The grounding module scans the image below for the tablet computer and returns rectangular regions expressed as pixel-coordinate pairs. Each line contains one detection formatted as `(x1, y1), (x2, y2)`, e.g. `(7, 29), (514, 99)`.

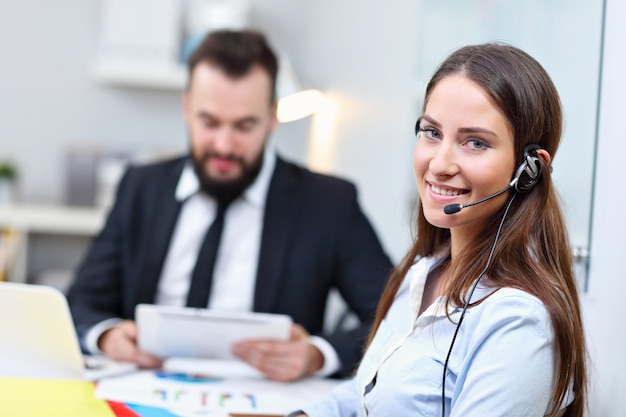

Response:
(136, 304), (292, 360)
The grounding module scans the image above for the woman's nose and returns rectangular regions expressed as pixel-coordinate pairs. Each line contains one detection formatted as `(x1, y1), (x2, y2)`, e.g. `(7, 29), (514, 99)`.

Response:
(429, 142), (459, 177)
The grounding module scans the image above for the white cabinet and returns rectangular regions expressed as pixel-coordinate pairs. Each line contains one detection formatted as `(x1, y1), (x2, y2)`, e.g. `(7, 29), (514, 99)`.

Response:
(0, 204), (106, 291)
(92, 0), (187, 90)
(91, 60), (187, 91)
(91, 0), (251, 91)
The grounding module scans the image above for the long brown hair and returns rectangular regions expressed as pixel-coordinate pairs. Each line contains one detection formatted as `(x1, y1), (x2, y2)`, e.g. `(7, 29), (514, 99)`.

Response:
(368, 43), (587, 417)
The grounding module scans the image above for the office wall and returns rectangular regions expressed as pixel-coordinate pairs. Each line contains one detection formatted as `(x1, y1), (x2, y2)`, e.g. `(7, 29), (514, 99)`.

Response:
(582, 0), (626, 414)
(0, 0), (417, 262)
(0, 1), (184, 200)
(261, 0), (421, 261)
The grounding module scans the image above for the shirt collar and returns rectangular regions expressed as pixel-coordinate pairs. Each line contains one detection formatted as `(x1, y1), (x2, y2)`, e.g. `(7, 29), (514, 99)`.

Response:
(175, 160), (200, 201)
(175, 145), (277, 208)
(410, 255), (498, 321)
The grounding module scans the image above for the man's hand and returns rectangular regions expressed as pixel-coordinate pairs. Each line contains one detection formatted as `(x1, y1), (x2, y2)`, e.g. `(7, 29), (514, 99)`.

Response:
(231, 324), (324, 382)
(98, 320), (163, 368)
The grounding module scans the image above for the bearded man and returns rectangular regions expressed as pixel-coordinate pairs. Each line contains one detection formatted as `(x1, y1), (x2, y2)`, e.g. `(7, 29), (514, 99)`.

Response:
(67, 29), (392, 381)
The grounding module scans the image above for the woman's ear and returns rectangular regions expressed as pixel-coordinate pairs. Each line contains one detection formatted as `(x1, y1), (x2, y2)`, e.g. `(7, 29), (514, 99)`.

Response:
(536, 149), (551, 166)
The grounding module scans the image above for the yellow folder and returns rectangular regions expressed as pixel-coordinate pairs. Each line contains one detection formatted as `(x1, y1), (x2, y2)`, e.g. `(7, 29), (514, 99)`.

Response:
(0, 377), (115, 417)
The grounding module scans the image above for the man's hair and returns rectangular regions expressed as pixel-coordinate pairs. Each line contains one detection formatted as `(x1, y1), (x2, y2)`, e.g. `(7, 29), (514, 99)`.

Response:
(186, 29), (278, 102)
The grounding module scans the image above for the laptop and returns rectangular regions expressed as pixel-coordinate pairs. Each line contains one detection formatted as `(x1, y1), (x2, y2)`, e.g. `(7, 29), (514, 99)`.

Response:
(0, 281), (136, 380)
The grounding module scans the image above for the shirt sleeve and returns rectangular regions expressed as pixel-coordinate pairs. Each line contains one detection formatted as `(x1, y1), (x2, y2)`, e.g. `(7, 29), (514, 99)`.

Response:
(309, 335), (341, 377)
(301, 377), (359, 417)
(84, 317), (124, 354)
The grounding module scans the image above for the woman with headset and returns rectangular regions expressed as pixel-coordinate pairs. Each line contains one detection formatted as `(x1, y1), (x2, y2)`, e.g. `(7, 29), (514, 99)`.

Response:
(290, 43), (587, 417)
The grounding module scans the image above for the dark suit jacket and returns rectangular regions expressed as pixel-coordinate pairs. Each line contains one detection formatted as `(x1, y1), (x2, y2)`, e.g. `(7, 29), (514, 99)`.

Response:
(67, 155), (392, 376)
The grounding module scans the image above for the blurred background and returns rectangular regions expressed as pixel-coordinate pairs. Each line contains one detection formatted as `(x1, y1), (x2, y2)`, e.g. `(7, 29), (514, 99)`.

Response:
(0, 1), (624, 415)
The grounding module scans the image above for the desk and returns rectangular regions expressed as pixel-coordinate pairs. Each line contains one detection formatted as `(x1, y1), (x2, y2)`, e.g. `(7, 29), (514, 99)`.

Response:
(0, 377), (286, 417)
(0, 369), (340, 417)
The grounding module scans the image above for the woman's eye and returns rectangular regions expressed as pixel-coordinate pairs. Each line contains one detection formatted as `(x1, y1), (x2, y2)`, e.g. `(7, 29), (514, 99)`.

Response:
(420, 127), (441, 140)
(467, 138), (489, 150)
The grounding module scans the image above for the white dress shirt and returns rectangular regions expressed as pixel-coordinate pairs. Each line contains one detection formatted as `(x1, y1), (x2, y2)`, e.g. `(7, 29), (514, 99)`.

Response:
(154, 146), (275, 310)
(85, 146), (340, 376)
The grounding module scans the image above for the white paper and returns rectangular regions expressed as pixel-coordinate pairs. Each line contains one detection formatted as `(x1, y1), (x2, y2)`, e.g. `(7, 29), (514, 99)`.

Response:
(94, 370), (341, 414)
(163, 358), (265, 379)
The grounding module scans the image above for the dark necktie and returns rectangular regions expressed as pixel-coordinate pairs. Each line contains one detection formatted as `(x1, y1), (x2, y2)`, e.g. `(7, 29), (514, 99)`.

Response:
(186, 199), (231, 308)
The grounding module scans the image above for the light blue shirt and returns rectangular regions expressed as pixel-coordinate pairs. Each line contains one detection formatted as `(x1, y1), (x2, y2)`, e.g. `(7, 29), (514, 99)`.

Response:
(301, 256), (572, 417)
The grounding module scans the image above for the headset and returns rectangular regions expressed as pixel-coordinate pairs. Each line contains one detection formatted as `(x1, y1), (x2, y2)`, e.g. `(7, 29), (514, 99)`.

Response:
(512, 144), (543, 193)
(440, 144), (545, 417)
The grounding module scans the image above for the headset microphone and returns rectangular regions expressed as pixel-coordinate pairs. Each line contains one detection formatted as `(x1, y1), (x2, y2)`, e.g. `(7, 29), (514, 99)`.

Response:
(443, 179), (517, 215)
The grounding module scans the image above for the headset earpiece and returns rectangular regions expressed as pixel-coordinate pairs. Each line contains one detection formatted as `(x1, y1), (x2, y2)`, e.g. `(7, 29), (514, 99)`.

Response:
(512, 144), (543, 193)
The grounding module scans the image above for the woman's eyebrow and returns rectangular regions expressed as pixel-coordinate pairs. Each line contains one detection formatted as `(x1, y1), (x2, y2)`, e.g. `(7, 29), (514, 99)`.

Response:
(419, 114), (441, 128)
(421, 114), (498, 137)
(458, 126), (498, 137)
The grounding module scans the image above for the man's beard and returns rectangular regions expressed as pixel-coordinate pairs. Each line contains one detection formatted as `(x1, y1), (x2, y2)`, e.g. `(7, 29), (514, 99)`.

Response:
(191, 149), (264, 203)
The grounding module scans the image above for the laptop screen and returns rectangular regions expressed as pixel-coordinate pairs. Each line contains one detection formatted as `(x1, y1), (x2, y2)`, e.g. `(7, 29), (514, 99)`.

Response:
(0, 282), (85, 379)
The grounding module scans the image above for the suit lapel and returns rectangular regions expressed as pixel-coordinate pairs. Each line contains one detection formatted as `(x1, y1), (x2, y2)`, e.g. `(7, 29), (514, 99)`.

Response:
(134, 159), (184, 305)
(253, 158), (299, 312)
